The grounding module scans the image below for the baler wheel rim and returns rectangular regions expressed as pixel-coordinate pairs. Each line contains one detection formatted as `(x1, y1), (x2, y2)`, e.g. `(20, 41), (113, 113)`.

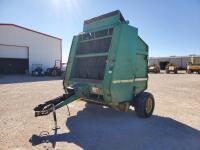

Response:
(145, 97), (153, 114)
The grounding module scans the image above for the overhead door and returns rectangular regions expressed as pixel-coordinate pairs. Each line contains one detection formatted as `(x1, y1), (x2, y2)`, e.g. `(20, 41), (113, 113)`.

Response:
(0, 45), (29, 74)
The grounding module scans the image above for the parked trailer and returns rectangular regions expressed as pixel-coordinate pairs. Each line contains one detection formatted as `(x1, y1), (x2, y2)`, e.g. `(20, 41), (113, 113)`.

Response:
(34, 11), (155, 126)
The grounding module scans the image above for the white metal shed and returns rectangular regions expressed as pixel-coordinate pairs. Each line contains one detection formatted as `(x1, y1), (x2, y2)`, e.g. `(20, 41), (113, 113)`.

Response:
(0, 24), (62, 74)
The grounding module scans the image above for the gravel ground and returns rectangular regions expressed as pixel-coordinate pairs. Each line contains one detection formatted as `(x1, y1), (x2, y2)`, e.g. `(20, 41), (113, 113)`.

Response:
(0, 74), (200, 150)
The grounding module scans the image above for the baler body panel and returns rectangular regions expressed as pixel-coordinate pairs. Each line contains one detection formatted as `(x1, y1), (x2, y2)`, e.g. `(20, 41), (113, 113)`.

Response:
(64, 10), (148, 105)
(109, 24), (138, 102)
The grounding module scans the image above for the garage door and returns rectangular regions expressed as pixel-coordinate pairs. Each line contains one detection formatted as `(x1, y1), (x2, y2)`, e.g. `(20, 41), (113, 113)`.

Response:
(0, 45), (29, 74)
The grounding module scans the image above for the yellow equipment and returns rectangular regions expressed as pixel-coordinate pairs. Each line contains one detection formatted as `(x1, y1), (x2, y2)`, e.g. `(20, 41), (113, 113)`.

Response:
(187, 57), (200, 74)
(165, 63), (178, 74)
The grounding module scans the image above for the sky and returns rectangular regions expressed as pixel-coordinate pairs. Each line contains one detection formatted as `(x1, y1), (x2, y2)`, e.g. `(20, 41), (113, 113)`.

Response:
(0, 0), (200, 62)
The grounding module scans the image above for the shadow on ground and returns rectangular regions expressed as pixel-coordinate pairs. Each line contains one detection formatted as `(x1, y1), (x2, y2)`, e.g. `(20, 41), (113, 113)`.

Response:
(0, 75), (62, 84)
(30, 104), (200, 150)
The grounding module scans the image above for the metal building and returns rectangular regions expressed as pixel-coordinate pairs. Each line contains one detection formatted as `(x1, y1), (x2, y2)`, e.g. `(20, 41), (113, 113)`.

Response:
(149, 55), (200, 70)
(0, 24), (62, 74)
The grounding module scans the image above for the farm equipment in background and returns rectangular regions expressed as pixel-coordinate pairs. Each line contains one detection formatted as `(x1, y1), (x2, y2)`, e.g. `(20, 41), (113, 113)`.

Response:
(187, 56), (200, 74)
(34, 10), (155, 128)
(61, 63), (67, 78)
(148, 64), (160, 73)
(45, 60), (62, 76)
(45, 67), (61, 76)
(32, 64), (44, 76)
(165, 63), (178, 74)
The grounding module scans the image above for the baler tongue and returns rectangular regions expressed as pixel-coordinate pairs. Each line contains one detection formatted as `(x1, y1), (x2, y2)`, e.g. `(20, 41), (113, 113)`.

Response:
(34, 87), (78, 117)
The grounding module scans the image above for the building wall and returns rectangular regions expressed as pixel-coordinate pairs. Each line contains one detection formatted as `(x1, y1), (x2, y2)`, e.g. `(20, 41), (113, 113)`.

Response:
(149, 56), (200, 69)
(0, 25), (62, 73)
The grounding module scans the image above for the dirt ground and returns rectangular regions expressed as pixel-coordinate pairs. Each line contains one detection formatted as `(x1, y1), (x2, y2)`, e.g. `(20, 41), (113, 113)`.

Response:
(0, 74), (200, 150)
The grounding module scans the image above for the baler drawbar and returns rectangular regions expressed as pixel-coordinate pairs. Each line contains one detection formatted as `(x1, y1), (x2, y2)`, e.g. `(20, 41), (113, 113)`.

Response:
(34, 87), (77, 117)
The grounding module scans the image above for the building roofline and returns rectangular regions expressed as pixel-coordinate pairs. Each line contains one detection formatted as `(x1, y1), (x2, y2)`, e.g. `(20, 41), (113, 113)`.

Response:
(0, 23), (62, 40)
(149, 55), (200, 59)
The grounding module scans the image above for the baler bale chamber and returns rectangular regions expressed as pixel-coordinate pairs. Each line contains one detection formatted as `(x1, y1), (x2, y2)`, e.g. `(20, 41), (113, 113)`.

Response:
(34, 10), (155, 119)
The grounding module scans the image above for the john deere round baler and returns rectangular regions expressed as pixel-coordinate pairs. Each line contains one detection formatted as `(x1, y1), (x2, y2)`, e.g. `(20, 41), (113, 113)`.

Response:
(34, 10), (155, 120)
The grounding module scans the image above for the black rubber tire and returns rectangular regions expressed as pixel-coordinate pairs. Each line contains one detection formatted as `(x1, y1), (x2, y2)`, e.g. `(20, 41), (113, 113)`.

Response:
(187, 69), (192, 74)
(134, 92), (155, 118)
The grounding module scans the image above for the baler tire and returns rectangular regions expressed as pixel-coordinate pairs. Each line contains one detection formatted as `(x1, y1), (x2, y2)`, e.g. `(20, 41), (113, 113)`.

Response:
(134, 92), (155, 118)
